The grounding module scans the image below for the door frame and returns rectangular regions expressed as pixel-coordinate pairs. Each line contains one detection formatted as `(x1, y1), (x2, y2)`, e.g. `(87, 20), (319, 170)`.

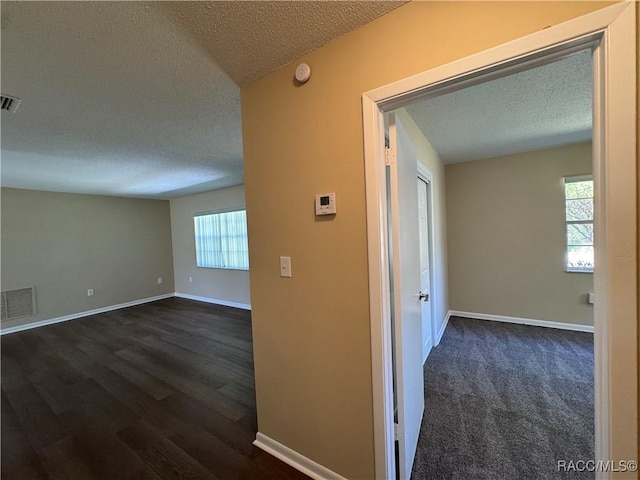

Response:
(362, 3), (636, 478)
(416, 163), (437, 360)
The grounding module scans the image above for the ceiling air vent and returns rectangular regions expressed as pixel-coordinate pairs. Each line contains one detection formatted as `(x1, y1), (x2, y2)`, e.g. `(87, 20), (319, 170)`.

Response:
(0, 94), (22, 113)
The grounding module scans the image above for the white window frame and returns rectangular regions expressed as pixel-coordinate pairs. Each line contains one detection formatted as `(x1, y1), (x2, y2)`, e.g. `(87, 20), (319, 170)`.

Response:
(564, 174), (594, 273)
(193, 208), (249, 270)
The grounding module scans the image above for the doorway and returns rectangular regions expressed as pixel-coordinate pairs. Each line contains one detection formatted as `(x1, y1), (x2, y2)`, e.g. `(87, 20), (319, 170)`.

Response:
(363, 3), (636, 478)
(386, 114), (438, 477)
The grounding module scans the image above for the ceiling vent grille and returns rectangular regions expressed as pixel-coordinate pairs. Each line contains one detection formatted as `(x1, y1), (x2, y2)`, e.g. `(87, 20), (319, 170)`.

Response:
(1, 287), (37, 321)
(0, 94), (22, 113)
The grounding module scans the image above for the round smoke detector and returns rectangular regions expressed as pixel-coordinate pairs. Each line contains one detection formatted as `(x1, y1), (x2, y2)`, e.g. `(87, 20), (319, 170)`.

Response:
(295, 63), (311, 83)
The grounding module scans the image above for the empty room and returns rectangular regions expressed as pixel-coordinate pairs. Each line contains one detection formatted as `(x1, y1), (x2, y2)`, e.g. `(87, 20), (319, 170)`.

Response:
(391, 50), (597, 479)
(2, 2), (637, 480)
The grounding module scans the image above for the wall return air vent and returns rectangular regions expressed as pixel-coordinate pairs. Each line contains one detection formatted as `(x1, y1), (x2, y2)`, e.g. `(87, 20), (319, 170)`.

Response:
(1, 287), (37, 321)
(0, 94), (22, 113)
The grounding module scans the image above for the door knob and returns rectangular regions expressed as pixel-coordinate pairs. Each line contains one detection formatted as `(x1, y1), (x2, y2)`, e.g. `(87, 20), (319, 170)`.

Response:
(418, 292), (429, 302)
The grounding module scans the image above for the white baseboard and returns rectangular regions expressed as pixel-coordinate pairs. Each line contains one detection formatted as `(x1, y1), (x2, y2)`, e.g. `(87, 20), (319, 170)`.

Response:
(0, 293), (174, 336)
(253, 433), (347, 480)
(174, 292), (251, 310)
(448, 310), (594, 333)
(435, 312), (451, 345)
(422, 336), (433, 364)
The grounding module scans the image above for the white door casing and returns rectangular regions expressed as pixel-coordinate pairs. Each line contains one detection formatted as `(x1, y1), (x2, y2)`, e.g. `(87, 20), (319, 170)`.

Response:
(417, 175), (433, 363)
(387, 114), (424, 480)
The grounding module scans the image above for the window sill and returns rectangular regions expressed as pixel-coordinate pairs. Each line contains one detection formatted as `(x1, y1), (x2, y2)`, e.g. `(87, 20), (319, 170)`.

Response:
(196, 266), (249, 271)
(565, 268), (594, 274)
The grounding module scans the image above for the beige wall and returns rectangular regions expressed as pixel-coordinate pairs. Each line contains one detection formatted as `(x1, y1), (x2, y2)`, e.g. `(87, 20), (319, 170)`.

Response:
(397, 109), (449, 340)
(241, 2), (613, 477)
(1, 188), (174, 329)
(170, 185), (250, 307)
(446, 142), (593, 326)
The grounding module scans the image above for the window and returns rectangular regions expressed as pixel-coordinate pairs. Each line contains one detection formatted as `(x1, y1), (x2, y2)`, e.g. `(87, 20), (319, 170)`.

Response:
(564, 175), (594, 272)
(194, 210), (249, 270)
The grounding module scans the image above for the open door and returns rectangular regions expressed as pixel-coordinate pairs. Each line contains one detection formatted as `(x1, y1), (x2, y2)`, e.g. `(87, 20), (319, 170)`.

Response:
(387, 114), (424, 479)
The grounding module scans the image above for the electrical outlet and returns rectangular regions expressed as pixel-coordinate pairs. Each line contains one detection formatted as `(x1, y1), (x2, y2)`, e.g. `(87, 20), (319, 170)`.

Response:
(189, 276), (193, 283)
(157, 277), (163, 285)
(87, 289), (94, 297)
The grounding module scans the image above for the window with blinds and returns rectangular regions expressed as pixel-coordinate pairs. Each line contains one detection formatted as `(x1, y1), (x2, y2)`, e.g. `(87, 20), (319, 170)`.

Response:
(194, 210), (249, 270)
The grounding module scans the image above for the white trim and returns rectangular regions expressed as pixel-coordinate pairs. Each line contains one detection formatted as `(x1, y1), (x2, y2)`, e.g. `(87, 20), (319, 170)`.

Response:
(417, 163), (438, 358)
(0, 293), (174, 335)
(364, 85), (396, 480)
(363, 3), (636, 478)
(174, 292), (251, 310)
(435, 312), (451, 346)
(448, 310), (594, 333)
(416, 163), (432, 183)
(253, 433), (347, 480)
(0, 292), (252, 335)
(565, 174), (593, 184)
(565, 268), (594, 274)
(422, 337), (433, 365)
(363, 3), (629, 110)
(592, 0), (637, 467)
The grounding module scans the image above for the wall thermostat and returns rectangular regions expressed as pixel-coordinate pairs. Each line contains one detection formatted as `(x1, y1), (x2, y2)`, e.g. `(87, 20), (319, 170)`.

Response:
(315, 193), (336, 215)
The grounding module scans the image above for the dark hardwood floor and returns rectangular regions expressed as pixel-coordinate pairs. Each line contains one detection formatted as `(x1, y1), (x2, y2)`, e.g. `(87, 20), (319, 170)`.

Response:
(1, 297), (309, 480)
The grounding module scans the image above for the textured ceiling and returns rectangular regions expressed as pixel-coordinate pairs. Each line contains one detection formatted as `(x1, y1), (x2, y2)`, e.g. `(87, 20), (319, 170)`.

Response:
(161, 1), (406, 86)
(405, 50), (593, 164)
(0, 1), (404, 199)
(2, 2), (591, 199)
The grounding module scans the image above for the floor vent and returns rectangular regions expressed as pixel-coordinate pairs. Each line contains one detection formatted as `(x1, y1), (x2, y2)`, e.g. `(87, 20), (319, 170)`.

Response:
(0, 94), (22, 113)
(1, 287), (37, 321)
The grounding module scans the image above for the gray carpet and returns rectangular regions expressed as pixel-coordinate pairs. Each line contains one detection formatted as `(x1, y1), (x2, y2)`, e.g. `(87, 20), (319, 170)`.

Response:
(410, 316), (594, 480)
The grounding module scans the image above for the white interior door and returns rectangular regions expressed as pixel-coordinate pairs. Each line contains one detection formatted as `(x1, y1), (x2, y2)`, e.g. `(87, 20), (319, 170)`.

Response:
(417, 177), (433, 363)
(388, 114), (424, 480)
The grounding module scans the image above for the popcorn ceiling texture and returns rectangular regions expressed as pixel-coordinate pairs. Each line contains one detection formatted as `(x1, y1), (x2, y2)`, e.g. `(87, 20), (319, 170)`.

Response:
(1, 2), (244, 198)
(405, 50), (593, 164)
(161, 1), (406, 86)
(0, 1), (404, 198)
(1, 1), (591, 198)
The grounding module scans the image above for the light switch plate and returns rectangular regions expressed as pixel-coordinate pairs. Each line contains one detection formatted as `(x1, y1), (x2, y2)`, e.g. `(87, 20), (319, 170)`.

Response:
(280, 256), (292, 277)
